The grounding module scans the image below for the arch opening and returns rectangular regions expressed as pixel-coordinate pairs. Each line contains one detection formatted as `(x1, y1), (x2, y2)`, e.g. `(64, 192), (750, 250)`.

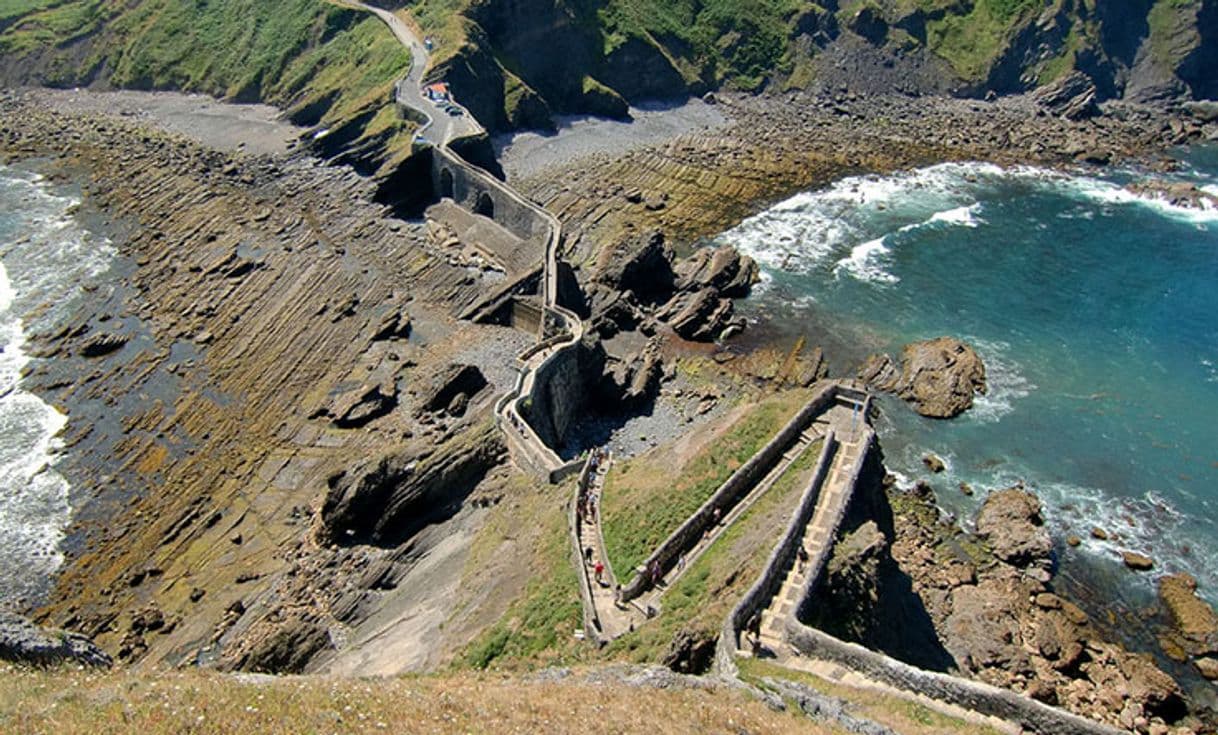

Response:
(439, 168), (455, 199)
(474, 190), (495, 219)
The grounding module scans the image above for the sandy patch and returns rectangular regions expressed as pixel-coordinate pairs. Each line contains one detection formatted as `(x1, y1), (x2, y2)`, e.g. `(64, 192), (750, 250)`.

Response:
(494, 98), (729, 181)
(28, 88), (303, 155)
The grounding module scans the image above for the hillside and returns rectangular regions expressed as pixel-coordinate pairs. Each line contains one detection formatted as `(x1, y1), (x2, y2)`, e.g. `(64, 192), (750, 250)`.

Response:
(2, 0), (1213, 142)
(410, 0), (1216, 132)
(0, 0), (416, 169)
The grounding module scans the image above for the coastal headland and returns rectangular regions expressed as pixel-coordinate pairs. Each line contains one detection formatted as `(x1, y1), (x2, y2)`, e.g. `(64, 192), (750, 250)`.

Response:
(2, 13), (1218, 731)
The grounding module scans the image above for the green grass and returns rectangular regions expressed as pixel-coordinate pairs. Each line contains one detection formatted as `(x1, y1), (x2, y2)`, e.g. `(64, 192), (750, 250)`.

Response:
(601, 389), (810, 577)
(1, 0), (414, 159)
(607, 439), (821, 662)
(739, 658), (1006, 735)
(922, 0), (1041, 81)
(457, 476), (588, 671)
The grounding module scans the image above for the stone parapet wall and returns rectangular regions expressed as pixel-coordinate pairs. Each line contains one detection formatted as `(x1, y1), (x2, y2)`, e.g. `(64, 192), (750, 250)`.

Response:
(784, 624), (1121, 735)
(621, 382), (840, 601)
(713, 432), (839, 676)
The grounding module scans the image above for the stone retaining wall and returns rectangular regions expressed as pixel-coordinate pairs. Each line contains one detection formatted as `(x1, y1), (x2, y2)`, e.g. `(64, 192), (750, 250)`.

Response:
(784, 624), (1121, 735)
(713, 432), (839, 677)
(621, 382), (840, 601)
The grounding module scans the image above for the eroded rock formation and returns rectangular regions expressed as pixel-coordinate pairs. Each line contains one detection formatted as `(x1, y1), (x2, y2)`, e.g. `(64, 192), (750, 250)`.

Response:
(859, 337), (987, 418)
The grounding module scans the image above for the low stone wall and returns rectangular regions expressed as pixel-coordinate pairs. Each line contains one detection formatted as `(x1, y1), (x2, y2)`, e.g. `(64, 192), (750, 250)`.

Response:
(713, 432), (838, 677)
(794, 424), (875, 622)
(784, 624), (1120, 735)
(621, 382), (840, 601)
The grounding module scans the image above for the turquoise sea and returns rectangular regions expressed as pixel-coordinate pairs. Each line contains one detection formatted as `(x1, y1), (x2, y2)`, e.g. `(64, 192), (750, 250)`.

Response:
(718, 148), (1218, 604)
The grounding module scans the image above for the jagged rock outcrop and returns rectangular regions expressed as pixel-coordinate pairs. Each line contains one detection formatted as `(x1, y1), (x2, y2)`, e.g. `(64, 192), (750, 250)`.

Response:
(974, 486), (1052, 567)
(314, 374), (400, 429)
(672, 244), (759, 299)
(1158, 573), (1218, 673)
(655, 287), (740, 342)
(317, 424), (505, 545)
(590, 228), (675, 303)
(868, 482), (1194, 731)
(1033, 71), (1100, 120)
(416, 363), (488, 416)
(0, 613), (112, 668)
(1127, 179), (1218, 210)
(858, 337), (987, 418)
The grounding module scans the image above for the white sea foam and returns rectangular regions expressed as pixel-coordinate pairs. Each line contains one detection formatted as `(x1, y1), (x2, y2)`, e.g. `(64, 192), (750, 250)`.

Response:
(0, 167), (114, 607)
(928, 204), (983, 228)
(833, 236), (899, 284)
(965, 339), (1034, 424)
(1060, 175), (1218, 224)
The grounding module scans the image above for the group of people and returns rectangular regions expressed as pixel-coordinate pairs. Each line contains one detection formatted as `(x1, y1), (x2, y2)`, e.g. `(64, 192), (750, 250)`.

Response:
(578, 448), (610, 587)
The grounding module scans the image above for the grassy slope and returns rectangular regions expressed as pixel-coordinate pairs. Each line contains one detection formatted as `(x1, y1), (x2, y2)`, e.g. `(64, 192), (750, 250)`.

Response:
(458, 388), (817, 671)
(0, 0), (414, 161)
(0, 663), (831, 734)
(740, 658), (1007, 735)
(601, 389), (810, 576)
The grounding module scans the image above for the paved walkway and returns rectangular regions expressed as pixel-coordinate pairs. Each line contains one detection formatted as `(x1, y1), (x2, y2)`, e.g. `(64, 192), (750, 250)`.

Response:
(575, 457), (645, 639)
(345, 1), (480, 146)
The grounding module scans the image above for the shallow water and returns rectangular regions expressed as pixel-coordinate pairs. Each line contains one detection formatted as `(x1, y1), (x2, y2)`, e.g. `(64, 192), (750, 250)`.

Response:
(0, 165), (114, 609)
(717, 148), (1218, 604)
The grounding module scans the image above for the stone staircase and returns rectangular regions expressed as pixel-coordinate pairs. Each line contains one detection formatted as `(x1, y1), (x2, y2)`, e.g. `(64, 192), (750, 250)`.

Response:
(746, 395), (868, 658)
(633, 423), (828, 614)
(574, 457), (644, 640)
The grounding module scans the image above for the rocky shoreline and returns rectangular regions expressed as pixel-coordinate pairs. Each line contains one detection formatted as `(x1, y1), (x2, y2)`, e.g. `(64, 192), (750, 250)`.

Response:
(2, 79), (1216, 731)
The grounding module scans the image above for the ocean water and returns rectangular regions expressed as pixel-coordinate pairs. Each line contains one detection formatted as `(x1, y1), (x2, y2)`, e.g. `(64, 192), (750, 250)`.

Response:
(0, 166), (114, 610)
(718, 148), (1218, 604)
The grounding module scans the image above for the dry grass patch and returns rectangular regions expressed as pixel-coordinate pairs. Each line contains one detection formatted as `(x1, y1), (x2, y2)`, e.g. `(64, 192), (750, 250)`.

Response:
(0, 664), (833, 734)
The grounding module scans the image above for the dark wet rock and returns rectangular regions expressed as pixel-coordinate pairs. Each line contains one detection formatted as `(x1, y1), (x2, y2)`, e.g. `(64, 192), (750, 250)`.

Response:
(922, 453), (945, 473)
(1033, 71), (1099, 121)
(0, 612), (112, 668)
(79, 331), (129, 358)
(859, 336), (986, 418)
(1122, 551), (1155, 571)
(417, 363), (487, 415)
(975, 486), (1051, 567)
(317, 424), (504, 545)
(1127, 179), (1218, 210)
(1090, 526), (1109, 540)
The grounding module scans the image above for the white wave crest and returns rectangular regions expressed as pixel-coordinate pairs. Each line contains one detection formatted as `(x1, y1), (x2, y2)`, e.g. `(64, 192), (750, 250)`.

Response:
(833, 236), (899, 284)
(966, 339), (1035, 423)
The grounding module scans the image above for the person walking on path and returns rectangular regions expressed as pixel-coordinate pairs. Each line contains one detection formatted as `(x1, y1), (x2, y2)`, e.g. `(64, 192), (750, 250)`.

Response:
(594, 561), (605, 586)
(584, 546), (594, 566)
(747, 611), (763, 655)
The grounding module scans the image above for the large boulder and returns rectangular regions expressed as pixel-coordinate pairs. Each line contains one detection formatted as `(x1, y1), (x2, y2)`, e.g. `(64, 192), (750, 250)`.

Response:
(975, 487), (1052, 567)
(859, 337), (987, 418)
(672, 245), (759, 299)
(591, 229), (675, 304)
(1033, 71), (1099, 121)
(0, 613), (111, 668)
(1158, 573), (1218, 657)
(655, 287), (741, 342)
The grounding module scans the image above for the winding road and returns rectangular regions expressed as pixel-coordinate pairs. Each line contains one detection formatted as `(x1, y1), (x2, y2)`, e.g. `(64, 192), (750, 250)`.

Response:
(349, 2), (480, 146)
